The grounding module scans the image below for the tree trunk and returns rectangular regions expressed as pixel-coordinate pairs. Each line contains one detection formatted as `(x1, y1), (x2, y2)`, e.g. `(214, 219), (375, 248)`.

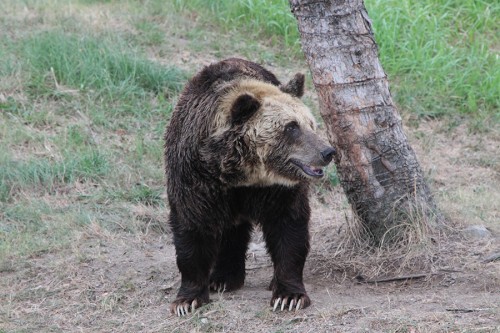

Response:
(289, 0), (438, 243)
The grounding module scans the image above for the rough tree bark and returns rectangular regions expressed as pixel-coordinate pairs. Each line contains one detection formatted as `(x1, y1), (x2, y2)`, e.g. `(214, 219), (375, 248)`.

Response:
(289, 0), (438, 243)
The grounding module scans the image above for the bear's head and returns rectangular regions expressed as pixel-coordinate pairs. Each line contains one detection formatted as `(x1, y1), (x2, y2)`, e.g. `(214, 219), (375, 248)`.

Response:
(205, 74), (335, 187)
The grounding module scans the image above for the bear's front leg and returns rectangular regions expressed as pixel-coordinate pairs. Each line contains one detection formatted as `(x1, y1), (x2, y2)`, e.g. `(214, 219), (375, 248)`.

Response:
(262, 206), (311, 312)
(170, 226), (218, 316)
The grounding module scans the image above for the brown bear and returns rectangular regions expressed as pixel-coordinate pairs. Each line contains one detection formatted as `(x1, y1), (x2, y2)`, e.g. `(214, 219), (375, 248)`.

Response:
(164, 58), (335, 316)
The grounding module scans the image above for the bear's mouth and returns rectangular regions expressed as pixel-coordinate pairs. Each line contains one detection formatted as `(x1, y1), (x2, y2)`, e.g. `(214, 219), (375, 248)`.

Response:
(290, 159), (324, 178)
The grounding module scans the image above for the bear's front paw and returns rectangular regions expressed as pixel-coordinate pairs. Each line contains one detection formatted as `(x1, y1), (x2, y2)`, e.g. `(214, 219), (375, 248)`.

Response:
(271, 293), (311, 312)
(170, 297), (204, 317)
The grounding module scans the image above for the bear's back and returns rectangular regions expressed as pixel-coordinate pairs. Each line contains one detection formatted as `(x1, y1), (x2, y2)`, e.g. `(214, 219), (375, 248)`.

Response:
(187, 58), (281, 95)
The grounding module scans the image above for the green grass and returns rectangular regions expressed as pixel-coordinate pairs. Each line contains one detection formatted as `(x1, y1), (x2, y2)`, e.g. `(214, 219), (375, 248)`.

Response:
(175, 0), (499, 120)
(368, 0), (499, 119)
(0, 2), (186, 259)
(174, 0), (299, 50)
(0, 200), (73, 258)
(20, 31), (185, 97)
(100, 184), (164, 206)
(0, 149), (109, 201)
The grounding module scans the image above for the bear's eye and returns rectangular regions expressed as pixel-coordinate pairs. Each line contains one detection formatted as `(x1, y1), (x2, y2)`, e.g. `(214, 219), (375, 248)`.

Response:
(285, 121), (300, 136)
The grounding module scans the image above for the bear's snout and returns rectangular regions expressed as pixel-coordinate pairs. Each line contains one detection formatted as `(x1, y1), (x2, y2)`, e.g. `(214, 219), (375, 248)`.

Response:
(320, 147), (336, 164)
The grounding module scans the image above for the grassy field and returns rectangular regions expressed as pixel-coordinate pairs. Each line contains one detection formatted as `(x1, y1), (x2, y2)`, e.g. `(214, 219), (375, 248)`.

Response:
(0, 0), (499, 332)
(180, 0), (499, 121)
(1, 14), (186, 258)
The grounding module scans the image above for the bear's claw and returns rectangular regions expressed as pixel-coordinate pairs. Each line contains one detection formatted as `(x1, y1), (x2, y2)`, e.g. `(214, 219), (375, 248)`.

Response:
(271, 294), (309, 312)
(170, 299), (199, 317)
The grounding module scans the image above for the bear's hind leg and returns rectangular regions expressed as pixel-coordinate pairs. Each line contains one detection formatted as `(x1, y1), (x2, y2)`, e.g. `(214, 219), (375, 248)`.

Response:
(171, 226), (218, 316)
(210, 221), (253, 292)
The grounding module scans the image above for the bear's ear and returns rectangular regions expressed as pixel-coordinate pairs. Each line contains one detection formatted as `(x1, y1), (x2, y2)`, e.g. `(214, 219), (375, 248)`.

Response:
(280, 73), (305, 98)
(231, 93), (261, 125)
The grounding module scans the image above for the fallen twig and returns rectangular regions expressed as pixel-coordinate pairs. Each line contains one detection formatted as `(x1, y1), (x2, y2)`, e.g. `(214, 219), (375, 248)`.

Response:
(359, 273), (428, 284)
(482, 252), (500, 263)
(445, 308), (489, 313)
(356, 269), (461, 284)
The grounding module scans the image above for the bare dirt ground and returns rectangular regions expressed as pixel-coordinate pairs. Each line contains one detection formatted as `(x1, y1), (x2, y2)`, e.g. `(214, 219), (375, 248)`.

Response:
(1, 3), (499, 333)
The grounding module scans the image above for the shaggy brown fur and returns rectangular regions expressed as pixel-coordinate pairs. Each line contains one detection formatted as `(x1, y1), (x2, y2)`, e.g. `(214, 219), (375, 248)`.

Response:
(164, 58), (335, 316)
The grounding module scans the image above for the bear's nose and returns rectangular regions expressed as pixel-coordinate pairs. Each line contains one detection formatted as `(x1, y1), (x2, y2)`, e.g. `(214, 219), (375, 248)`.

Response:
(321, 147), (336, 163)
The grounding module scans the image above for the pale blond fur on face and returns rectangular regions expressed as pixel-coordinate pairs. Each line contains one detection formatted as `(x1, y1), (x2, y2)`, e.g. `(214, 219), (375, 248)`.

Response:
(216, 79), (315, 130)
(214, 79), (317, 186)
